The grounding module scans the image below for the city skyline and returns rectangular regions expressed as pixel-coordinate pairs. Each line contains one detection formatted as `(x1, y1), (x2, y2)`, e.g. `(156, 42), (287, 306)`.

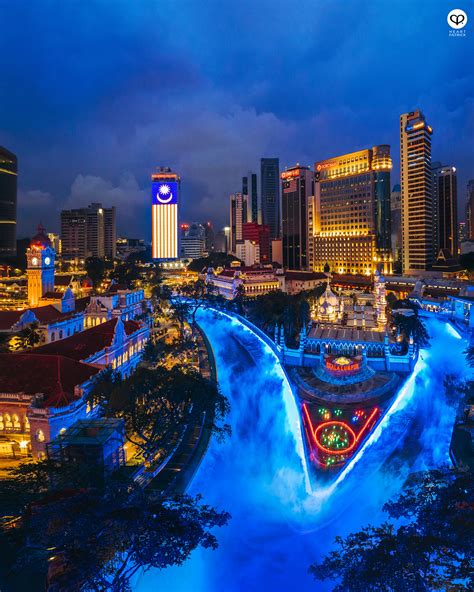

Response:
(1, 1), (472, 238)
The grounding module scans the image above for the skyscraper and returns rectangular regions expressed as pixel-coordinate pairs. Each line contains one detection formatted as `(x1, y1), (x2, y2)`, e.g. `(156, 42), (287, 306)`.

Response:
(0, 146), (18, 258)
(229, 192), (248, 254)
(390, 184), (402, 267)
(242, 172), (258, 224)
(151, 168), (180, 260)
(281, 165), (313, 270)
(400, 110), (433, 274)
(432, 164), (458, 258)
(260, 158), (280, 240)
(313, 146), (392, 276)
(466, 180), (474, 240)
(61, 203), (116, 261)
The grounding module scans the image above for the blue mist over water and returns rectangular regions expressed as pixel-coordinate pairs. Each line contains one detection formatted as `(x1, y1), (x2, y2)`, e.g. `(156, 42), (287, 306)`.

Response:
(135, 312), (470, 592)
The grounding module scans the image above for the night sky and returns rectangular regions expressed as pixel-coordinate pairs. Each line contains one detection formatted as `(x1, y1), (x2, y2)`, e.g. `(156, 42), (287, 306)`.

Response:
(1, 0), (473, 239)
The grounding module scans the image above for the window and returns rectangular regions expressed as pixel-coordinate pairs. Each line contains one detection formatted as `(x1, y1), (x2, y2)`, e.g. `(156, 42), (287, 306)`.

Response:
(36, 429), (45, 442)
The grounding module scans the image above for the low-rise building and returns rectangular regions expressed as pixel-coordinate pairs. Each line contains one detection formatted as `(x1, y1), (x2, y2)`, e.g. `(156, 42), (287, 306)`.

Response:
(279, 271), (326, 295)
(205, 267), (280, 299)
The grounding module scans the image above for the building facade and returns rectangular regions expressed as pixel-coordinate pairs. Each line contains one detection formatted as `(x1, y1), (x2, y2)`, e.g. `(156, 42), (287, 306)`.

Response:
(180, 223), (206, 259)
(400, 110), (434, 274)
(242, 222), (270, 264)
(466, 180), (474, 241)
(432, 164), (458, 258)
(281, 165), (313, 270)
(61, 203), (116, 261)
(312, 146), (392, 275)
(151, 167), (180, 260)
(261, 158), (280, 241)
(390, 184), (402, 267)
(242, 172), (259, 224)
(229, 192), (248, 255)
(0, 146), (18, 258)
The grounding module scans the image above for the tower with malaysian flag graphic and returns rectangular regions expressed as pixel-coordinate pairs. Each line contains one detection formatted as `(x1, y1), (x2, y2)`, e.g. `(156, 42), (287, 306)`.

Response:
(151, 167), (180, 260)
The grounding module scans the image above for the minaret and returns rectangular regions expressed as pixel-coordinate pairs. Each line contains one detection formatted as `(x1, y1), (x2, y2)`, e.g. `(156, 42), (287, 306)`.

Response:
(374, 269), (387, 330)
(26, 224), (56, 307)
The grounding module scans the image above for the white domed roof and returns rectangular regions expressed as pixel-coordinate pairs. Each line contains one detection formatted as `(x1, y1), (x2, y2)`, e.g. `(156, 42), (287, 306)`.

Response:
(319, 282), (339, 307)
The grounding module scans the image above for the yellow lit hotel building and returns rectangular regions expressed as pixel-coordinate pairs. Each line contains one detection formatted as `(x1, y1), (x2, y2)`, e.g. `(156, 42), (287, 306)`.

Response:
(151, 168), (180, 260)
(312, 146), (393, 276)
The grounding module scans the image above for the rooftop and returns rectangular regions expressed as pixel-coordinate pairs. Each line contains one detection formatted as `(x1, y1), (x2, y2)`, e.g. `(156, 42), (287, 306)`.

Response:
(308, 325), (386, 343)
(30, 318), (142, 361)
(0, 353), (100, 408)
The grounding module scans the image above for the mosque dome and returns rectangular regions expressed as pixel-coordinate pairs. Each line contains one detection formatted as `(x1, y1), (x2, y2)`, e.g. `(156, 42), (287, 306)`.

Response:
(319, 282), (339, 307)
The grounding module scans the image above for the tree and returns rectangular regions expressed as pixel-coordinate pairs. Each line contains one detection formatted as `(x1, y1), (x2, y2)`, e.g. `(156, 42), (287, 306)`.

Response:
(1, 462), (229, 592)
(310, 468), (474, 592)
(186, 253), (242, 273)
(89, 365), (230, 463)
(388, 299), (430, 347)
(85, 257), (107, 290)
(11, 322), (42, 350)
(171, 279), (221, 331)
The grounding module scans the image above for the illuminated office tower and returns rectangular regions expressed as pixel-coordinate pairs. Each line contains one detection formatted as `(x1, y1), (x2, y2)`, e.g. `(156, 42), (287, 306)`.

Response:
(261, 158), (280, 240)
(242, 172), (258, 223)
(229, 192), (249, 255)
(0, 146), (17, 258)
(465, 180), (474, 240)
(281, 165), (313, 270)
(400, 111), (433, 274)
(313, 146), (392, 276)
(151, 167), (180, 260)
(390, 184), (402, 266)
(432, 163), (458, 258)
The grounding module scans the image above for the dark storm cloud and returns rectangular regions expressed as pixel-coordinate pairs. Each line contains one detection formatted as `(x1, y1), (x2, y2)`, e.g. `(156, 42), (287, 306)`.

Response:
(0, 0), (473, 238)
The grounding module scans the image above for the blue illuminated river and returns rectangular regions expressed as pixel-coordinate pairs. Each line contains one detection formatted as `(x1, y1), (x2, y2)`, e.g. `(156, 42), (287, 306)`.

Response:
(136, 311), (469, 592)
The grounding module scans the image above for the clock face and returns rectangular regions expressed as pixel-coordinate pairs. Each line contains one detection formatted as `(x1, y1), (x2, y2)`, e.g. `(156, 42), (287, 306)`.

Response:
(44, 257), (51, 265)
(31, 257), (38, 266)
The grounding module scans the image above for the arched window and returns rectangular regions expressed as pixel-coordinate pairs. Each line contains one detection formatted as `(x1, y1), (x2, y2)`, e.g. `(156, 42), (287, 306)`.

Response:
(12, 414), (21, 430)
(67, 328), (70, 337)
(24, 416), (29, 430)
(59, 330), (63, 339)
(51, 332), (56, 342)
(36, 429), (45, 442)
(4, 413), (12, 430)
(0, 414), (4, 431)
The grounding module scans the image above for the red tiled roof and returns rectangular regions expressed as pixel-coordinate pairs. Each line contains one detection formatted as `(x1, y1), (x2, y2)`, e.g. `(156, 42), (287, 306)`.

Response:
(285, 271), (327, 281)
(31, 305), (77, 324)
(30, 318), (143, 362)
(0, 353), (100, 408)
(42, 291), (64, 299)
(74, 296), (91, 312)
(54, 275), (74, 286)
(0, 310), (24, 331)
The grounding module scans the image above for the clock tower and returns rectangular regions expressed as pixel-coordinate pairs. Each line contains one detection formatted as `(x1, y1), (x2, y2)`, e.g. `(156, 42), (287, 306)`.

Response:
(27, 224), (56, 307)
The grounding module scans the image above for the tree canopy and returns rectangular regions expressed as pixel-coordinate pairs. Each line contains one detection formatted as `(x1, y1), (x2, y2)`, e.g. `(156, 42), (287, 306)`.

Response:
(1, 461), (229, 592)
(310, 468), (474, 592)
(89, 365), (230, 463)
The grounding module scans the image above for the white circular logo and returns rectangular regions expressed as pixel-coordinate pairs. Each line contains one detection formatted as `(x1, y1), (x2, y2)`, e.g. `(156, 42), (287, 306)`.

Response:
(156, 183), (173, 204)
(447, 9), (467, 28)
(44, 257), (51, 265)
(31, 257), (38, 266)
